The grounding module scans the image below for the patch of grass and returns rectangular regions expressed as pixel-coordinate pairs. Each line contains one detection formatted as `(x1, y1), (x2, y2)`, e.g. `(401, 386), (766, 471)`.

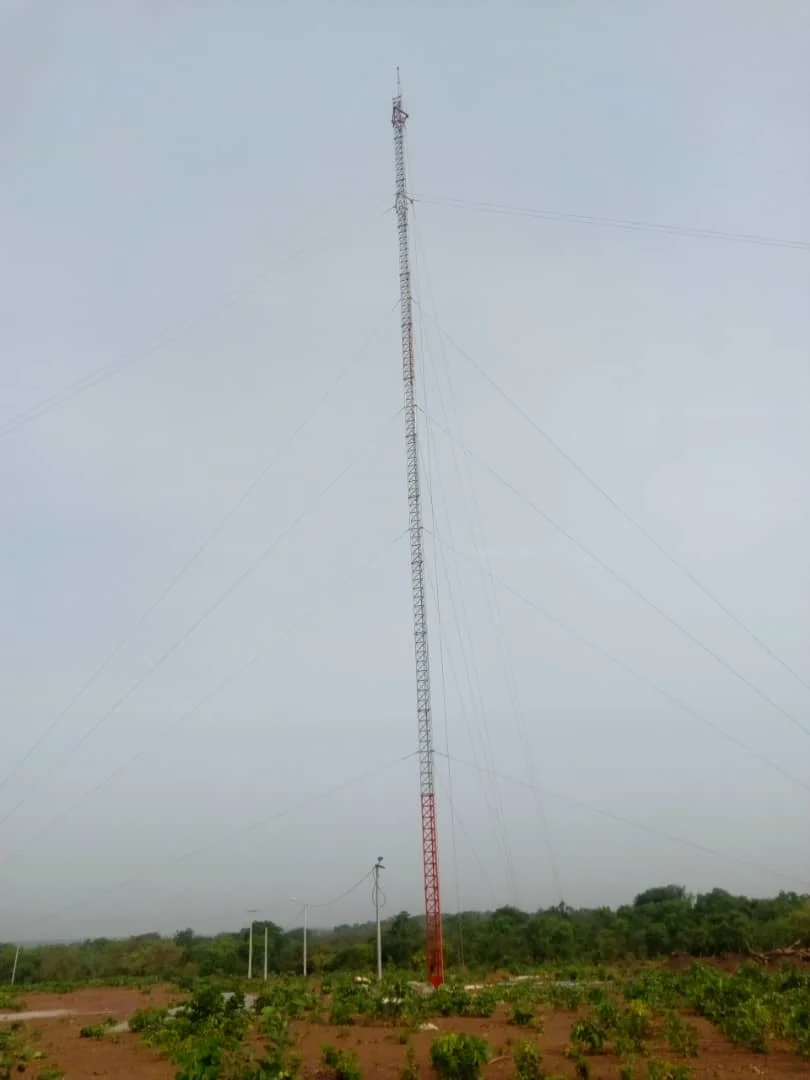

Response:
(36, 1068), (65, 1080)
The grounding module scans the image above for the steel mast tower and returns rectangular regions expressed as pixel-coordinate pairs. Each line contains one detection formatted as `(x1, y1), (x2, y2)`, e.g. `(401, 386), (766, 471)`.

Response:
(392, 84), (445, 988)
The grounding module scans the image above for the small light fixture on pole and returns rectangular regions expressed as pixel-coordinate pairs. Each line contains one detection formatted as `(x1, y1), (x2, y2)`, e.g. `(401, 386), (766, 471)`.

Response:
(373, 857), (385, 982)
(290, 897), (309, 977)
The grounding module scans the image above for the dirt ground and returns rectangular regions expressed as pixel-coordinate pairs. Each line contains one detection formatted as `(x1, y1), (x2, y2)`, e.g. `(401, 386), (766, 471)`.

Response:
(10, 987), (810, 1079)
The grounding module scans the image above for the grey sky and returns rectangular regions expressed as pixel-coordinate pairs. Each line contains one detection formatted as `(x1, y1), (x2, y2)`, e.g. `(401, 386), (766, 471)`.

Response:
(1, 1), (808, 941)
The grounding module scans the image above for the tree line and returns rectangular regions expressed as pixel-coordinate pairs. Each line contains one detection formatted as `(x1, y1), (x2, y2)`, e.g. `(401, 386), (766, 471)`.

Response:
(2, 885), (808, 985)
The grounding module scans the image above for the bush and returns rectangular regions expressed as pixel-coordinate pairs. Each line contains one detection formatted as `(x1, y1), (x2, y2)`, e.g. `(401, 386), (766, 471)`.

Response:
(400, 1043), (419, 1080)
(329, 1000), (356, 1026)
(664, 1014), (699, 1058)
(510, 1001), (535, 1027)
(570, 1018), (607, 1055)
(78, 1024), (108, 1039)
(430, 1032), (489, 1080)
(513, 1040), (545, 1080)
(647, 1061), (693, 1080)
(0, 992), (22, 1013)
(322, 1044), (362, 1080)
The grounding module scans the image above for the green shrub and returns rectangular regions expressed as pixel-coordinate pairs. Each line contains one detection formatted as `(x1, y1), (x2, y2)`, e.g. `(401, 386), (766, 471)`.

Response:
(321, 1044), (362, 1080)
(400, 1043), (419, 1080)
(570, 1018), (606, 1055)
(572, 1055), (590, 1080)
(329, 999), (355, 1026)
(513, 1040), (545, 1080)
(663, 1014), (698, 1058)
(647, 1061), (693, 1080)
(509, 1002), (535, 1027)
(129, 1006), (167, 1034)
(0, 992), (22, 1013)
(430, 1032), (489, 1080)
(78, 1024), (107, 1039)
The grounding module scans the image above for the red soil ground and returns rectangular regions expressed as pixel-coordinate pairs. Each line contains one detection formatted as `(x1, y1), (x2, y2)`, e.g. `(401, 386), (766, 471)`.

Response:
(9, 986), (809, 1079)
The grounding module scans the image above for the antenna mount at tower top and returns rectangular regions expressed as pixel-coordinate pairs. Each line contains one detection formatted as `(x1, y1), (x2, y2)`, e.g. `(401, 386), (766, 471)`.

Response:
(393, 70), (408, 126)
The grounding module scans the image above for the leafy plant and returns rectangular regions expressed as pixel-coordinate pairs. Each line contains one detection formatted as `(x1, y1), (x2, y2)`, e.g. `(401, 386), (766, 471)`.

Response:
(329, 999), (356, 1026)
(570, 1018), (606, 1055)
(400, 1042), (419, 1080)
(513, 1040), (545, 1080)
(79, 1024), (108, 1039)
(572, 1054), (590, 1080)
(432, 983), (474, 1018)
(663, 1013), (698, 1058)
(509, 1001), (535, 1027)
(646, 1061), (693, 1080)
(322, 1044), (362, 1080)
(430, 1032), (489, 1080)
(466, 988), (498, 1019)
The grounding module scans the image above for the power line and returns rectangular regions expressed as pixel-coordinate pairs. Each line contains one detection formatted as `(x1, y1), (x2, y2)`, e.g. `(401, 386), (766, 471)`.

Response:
(412, 237), (519, 904)
(417, 436), (519, 898)
(428, 529), (810, 797)
(308, 869), (376, 910)
(437, 751), (810, 891)
(425, 413), (810, 741)
(415, 304), (810, 698)
(0, 409), (402, 836)
(12, 753), (417, 932)
(0, 307), (397, 798)
(0, 531), (408, 867)
(411, 225), (563, 905)
(0, 205), (391, 441)
(413, 195), (810, 253)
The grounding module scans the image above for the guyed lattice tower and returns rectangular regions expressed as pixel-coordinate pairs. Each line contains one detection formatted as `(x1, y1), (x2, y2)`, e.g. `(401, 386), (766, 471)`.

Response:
(392, 86), (445, 988)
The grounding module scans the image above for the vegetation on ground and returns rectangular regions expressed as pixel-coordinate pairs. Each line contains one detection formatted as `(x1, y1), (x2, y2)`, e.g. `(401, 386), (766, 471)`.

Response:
(0, 1023), (61, 1080)
(3, 885), (809, 983)
(429, 1032), (489, 1080)
(2, 884), (809, 1078)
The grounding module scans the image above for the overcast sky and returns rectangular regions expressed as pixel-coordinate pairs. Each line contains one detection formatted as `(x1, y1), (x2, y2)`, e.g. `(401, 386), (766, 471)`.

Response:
(1, 1), (808, 943)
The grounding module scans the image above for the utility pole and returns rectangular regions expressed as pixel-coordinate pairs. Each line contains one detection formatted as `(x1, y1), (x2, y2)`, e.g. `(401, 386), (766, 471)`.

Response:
(10, 945), (19, 986)
(290, 898), (309, 976)
(373, 856), (385, 981)
(263, 925), (268, 982)
(246, 909), (258, 981)
(392, 76), (445, 988)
